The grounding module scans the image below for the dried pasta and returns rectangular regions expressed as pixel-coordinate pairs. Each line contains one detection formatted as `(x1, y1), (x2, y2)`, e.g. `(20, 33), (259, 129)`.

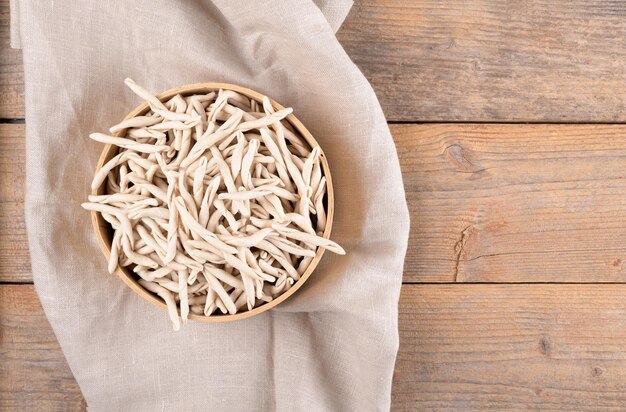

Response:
(83, 79), (344, 330)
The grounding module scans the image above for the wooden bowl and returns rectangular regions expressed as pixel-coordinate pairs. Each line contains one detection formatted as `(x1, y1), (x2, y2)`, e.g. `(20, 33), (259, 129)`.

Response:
(90, 83), (335, 322)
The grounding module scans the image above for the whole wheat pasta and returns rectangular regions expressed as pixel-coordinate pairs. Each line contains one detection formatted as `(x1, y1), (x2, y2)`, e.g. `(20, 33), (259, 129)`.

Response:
(152, 108), (198, 122)
(214, 297), (228, 315)
(153, 277), (179, 293)
(88, 193), (149, 204)
(187, 248), (224, 265)
(204, 287), (217, 316)
(149, 118), (201, 131)
(296, 255), (314, 275)
(206, 208), (224, 233)
(206, 266), (245, 290)
(266, 236), (317, 257)
(108, 230), (122, 274)
(91, 151), (128, 190)
(164, 194), (179, 264)
(254, 185), (300, 202)
(82, 202), (133, 241)
(135, 225), (167, 261)
(84, 79), (344, 329)
(181, 112), (243, 168)
(221, 252), (265, 282)
(138, 266), (174, 281)
(173, 251), (203, 272)
(244, 248), (265, 278)
(280, 213), (316, 235)
(219, 227), (274, 248)
(178, 270), (189, 324)
(202, 271), (237, 315)
(123, 78), (168, 111)
(314, 177), (327, 233)
(90, 133), (171, 153)
(139, 279), (181, 331)
(230, 132), (246, 179)
(187, 239), (227, 258)
(193, 157), (208, 207)
(175, 197), (238, 254)
(110, 116), (162, 133)
(213, 198), (239, 230)
(127, 128), (166, 140)
(121, 236), (159, 268)
(128, 207), (170, 220)
(255, 240), (299, 279)
(198, 176), (221, 227)
(272, 224), (344, 255)
(218, 190), (271, 201)
(257, 259), (280, 277)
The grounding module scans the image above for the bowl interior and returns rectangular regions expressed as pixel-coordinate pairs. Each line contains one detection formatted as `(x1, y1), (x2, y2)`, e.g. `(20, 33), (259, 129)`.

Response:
(90, 83), (334, 322)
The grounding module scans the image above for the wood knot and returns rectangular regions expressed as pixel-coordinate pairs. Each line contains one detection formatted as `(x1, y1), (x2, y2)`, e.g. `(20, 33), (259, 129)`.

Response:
(592, 367), (603, 377)
(444, 144), (487, 177)
(538, 335), (551, 356)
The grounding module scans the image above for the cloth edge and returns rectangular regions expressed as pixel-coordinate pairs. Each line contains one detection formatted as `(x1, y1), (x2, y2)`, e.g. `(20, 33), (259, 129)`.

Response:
(9, 0), (22, 49)
(313, 0), (353, 33)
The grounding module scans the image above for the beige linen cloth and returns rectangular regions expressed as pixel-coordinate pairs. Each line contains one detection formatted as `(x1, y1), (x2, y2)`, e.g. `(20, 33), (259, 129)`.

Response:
(11, 1), (409, 410)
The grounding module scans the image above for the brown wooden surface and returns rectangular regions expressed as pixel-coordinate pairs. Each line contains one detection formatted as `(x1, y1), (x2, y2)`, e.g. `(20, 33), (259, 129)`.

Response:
(4, 123), (626, 283)
(0, 124), (29, 282)
(0, 0), (24, 119)
(396, 123), (626, 282)
(337, 0), (626, 122)
(393, 285), (626, 410)
(0, 285), (86, 411)
(5, 283), (626, 411)
(3, 0), (626, 411)
(6, 1), (626, 121)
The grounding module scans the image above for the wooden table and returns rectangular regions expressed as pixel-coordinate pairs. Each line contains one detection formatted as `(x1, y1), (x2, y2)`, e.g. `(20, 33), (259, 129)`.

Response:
(3, 1), (626, 410)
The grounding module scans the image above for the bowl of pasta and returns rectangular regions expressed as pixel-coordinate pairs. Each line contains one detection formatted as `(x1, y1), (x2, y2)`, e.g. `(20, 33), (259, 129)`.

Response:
(83, 79), (344, 329)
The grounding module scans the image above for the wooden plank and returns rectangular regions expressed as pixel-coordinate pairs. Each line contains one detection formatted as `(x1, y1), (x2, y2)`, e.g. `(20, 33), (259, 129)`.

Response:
(3, 124), (626, 283)
(5, 2), (626, 121)
(393, 284), (626, 411)
(395, 123), (626, 282)
(0, 285), (86, 411)
(0, 124), (29, 282)
(337, 0), (626, 121)
(5, 283), (626, 410)
(0, 0), (24, 119)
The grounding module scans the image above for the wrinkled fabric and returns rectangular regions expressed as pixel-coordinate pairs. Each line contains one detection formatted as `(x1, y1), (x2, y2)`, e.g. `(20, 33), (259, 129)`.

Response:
(11, 1), (409, 410)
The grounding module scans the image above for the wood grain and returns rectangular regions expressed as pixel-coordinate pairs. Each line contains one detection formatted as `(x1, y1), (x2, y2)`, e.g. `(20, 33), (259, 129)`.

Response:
(396, 123), (626, 282)
(5, 283), (626, 410)
(0, 285), (86, 411)
(0, 124), (29, 282)
(393, 284), (626, 410)
(337, 0), (626, 121)
(3, 124), (626, 283)
(0, 0), (24, 119)
(6, 2), (626, 121)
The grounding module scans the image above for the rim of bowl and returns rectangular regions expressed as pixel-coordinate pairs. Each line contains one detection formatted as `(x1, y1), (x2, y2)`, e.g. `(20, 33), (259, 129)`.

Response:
(90, 82), (334, 322)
